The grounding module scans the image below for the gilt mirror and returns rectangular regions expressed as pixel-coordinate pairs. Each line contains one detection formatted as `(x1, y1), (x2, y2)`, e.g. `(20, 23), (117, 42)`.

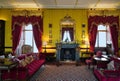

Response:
(60, 15), (75, 43)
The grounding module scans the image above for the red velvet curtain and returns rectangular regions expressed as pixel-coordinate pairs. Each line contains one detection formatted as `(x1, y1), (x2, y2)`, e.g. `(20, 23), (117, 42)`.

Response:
(33, 17), (43, 52)
(12, 16), (43, 54)
(12, 22), (22, 55)
(109, 24), (119, 55)
(89, 24), (97, 52)
(88, 16), (119, 54)
(106, 16), (119, 55)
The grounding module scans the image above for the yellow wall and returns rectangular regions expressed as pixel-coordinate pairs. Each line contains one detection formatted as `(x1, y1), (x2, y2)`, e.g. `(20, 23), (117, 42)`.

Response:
(43, 9), (88, 46)
(0, 9), (12, 51)
(0, 8), (120, 54)
(42, 9), (88, 52)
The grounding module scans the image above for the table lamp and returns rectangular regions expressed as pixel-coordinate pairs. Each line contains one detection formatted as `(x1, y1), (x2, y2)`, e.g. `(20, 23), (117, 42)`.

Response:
(43, 41), (47, 53)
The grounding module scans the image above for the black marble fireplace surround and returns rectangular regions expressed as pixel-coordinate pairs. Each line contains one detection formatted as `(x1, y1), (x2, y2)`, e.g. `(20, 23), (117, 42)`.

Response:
(60, 48), (75, 61)
(56, 43), (80, 66)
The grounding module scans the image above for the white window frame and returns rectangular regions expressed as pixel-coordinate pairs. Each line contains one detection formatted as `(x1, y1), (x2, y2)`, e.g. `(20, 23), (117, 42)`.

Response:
(22, 24), (38, 53)
(95, 25), (112, 47)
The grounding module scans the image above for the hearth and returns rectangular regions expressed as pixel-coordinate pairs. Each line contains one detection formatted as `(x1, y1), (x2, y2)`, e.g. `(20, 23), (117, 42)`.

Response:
(56, 43), (80, 66)
(60, 48), (75, 61)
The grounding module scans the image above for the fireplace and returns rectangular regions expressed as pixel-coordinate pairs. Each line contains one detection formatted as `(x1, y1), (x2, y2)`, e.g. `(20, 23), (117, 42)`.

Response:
(56, 43), (80, 66)
(60, 48), (75, 61)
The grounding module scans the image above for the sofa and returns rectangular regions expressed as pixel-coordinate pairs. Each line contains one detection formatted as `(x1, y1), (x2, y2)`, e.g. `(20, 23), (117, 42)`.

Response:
(1, 53), (45, 81)
(94, 56), (120, 81)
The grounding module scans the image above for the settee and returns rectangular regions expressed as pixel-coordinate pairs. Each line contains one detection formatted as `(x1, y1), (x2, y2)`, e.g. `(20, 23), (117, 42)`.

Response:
(94, 56), (120, 81)
(1, 53), (45, 81)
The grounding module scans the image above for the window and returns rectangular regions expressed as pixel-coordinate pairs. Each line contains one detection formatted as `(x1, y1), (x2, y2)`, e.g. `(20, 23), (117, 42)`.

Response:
(95, 25), (112, 47)
(62, 28), (74, 42)
(22, 24), (38, 52)
(63, 30), (71, 42)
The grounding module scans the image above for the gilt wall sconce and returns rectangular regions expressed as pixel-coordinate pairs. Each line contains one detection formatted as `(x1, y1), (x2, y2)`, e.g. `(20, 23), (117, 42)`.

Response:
(49, 23), (52, 43)
(81, 30), (85, 44)
(81, 23), (86, 44)
(82, 30), (85, 38)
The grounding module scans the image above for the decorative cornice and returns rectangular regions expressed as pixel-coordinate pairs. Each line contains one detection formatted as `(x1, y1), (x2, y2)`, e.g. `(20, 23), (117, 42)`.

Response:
(11, 9), (43, 16)
(88, 9), (120, 17)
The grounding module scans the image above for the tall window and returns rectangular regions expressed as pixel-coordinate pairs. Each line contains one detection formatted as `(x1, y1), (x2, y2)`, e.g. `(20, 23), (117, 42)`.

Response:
(22, 24), (38, 52)
(95, 25), (112, 47)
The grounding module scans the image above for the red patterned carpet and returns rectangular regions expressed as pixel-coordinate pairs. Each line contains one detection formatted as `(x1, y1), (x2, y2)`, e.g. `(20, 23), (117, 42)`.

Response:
(29, 62), (98, 81)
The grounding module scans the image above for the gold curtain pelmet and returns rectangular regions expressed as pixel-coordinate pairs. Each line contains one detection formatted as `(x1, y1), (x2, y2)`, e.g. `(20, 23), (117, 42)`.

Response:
(88, 9), (120, 17)
(11, 9), (43, 17)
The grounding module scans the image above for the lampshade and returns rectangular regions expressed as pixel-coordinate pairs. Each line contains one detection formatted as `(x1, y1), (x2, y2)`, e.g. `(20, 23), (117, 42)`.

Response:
(43, 41), (47, 46)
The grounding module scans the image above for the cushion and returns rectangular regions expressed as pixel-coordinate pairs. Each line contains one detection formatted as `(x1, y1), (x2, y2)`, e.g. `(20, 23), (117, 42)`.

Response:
(24, 57), (31, 64)
(20, 59), (27, 67)
(114, 60), (120, 70)
(25, 56), (31, 61)
(29, 55), (34, 62)
(107, 61), (115, 70)
(12, 57), (21, 62)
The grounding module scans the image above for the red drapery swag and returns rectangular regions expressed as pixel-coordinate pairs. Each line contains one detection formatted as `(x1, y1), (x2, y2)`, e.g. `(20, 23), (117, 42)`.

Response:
(88, 16), (119, 55)
(12, 16), (43, 55)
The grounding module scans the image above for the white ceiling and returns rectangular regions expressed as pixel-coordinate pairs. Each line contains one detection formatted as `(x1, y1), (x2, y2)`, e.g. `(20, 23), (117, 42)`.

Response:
(0, 0), (120, 9)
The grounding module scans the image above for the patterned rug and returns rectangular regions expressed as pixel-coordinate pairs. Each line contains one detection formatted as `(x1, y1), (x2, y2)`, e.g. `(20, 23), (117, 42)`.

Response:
(29, 63), (98, 81)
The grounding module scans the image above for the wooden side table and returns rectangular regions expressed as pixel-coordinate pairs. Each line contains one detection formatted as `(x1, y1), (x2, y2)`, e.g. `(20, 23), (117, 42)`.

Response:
(81, 51), (94, 57)
(81, 51), (94, 62)
(0, 61), (18, 81)
(41, 52), (55, 61)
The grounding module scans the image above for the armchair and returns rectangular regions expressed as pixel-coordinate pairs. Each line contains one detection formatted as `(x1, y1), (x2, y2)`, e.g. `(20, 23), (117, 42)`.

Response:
(22, 45), (33, 54)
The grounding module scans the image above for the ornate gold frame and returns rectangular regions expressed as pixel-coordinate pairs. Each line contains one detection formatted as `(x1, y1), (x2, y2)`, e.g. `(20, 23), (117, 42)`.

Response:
(60, 15), (76, 42)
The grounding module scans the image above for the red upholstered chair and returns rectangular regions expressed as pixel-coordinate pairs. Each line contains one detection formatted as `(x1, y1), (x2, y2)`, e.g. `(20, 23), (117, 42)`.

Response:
(94, 57), (120, 81)
(94, 51), (108, 69)
(22, 45), (33, 54)
(85, 54), (95, 69)
(86, 51), (103, 69)
(96, 51), (102, 58)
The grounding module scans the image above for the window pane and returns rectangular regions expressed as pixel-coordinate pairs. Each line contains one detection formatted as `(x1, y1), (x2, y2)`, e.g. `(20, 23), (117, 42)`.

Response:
(98, 25), (106, 30)
(95, 34), (98, 47)
(24, 24), (38, 53)
(25, 24), (32, 30)
(99, 32), (106, 47)
(95, 25), (109, 47)
(63, 30), (71, 42)
(25, 31), (32, 46)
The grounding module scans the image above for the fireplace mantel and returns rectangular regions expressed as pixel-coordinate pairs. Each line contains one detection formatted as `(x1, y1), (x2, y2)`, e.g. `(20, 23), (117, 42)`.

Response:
(56, 43), (80, 66)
